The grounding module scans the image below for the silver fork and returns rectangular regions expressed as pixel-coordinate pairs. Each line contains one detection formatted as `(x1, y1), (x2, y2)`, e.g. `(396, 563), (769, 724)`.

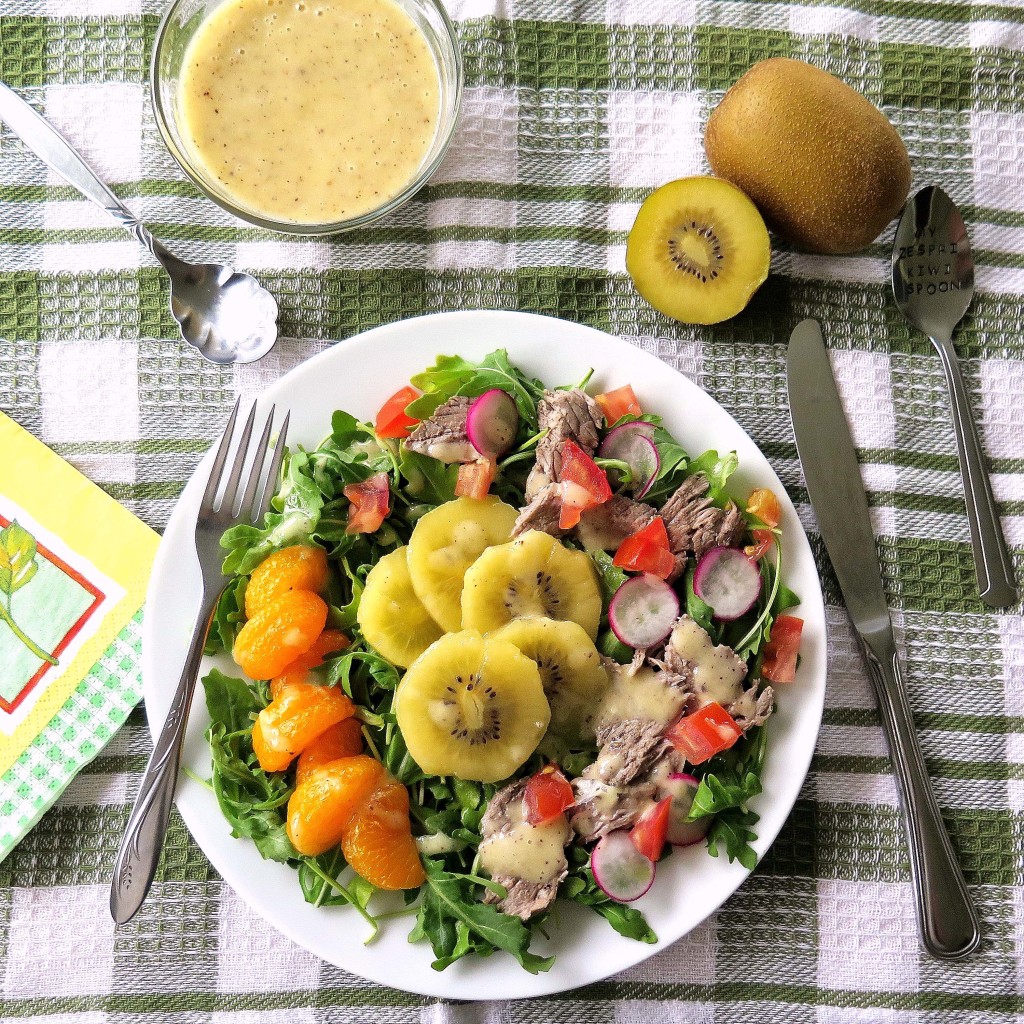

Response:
(110, 399), (290, 924)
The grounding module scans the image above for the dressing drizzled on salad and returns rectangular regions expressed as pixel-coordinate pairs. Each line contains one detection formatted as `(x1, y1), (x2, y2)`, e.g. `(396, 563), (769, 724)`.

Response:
(201, 350), (804, 974)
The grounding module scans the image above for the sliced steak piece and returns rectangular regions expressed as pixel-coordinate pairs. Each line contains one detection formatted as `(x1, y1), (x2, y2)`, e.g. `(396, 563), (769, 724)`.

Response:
(478, 778), (570, 921)
(525, 389), (603, 499)
(512, 482), (568, 539)
(661, 474), (747, 576)
(575, 494), (657, 552)
(404, 395), (478, 464)
(569, 777), (656, 841)
(588, 718), (669, 787)
(594, 659), (693, 734)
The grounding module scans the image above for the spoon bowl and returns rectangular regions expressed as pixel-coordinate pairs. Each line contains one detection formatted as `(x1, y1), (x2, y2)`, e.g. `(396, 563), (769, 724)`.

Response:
(891, 186), (1016, 608)
(0, 82), (278, 365)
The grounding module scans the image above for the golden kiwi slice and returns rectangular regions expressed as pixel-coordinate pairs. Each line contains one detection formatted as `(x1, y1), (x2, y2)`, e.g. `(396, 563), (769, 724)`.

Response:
(625, 175), (771, 325)
(395, 630), (550, 782)
(489, 617), (609, 744)
(461, 530), (602, 640)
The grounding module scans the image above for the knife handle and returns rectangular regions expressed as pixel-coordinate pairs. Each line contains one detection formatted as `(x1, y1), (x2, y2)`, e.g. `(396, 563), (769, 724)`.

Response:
(858, 630), (981, 959)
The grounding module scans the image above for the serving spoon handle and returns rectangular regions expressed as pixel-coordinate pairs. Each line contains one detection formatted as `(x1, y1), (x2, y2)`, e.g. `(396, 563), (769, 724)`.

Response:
(0, 82), (175, 266)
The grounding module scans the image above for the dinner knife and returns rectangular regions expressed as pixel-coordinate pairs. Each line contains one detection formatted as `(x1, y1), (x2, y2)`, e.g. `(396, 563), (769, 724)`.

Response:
(787, 318), (981, 960)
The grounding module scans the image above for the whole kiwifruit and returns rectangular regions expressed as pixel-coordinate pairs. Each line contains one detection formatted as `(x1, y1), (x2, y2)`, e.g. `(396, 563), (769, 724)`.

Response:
(704, 58), (912, 254)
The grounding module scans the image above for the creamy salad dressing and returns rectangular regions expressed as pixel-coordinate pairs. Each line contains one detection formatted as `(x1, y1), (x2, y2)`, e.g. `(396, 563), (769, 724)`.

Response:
(478, 797), (570, 885)
(669, 616), (746, 706)
(179, 0), (440, 223)
(595, 664), (688, 731)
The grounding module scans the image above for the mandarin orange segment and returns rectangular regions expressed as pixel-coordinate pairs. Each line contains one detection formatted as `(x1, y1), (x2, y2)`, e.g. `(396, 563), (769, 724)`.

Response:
(273, 629), (350, 688)
(233, 590), (328, 680)
(245, 545), (330, 618)
(286, 755), (387, 856)
(253, 679), (355, 773)
(296, 717), (364, 785)
(342, 781), (425, 890)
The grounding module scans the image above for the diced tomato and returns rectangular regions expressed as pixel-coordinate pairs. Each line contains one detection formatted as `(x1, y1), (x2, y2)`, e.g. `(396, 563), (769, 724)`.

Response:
(665, 702), (743, 765)
(344, 472), (391, 534)
(558, 440), (612, 529)
(523, 764), (574, 825)
(630, 797), (671, 862)
(761, 615), (803, 683)
(375, 385), (421, 439)
(746, 487), (781, 528)
(744, 528), (775, 562)
(455, 458), (496, 500)
(595, 385), (642, 424)
(613, 517), (676, 579)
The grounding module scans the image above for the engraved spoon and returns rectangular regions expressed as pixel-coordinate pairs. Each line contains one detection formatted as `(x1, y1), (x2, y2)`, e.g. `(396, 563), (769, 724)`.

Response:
(0, 82), (278, 364)
(891, 185), (1017, 608)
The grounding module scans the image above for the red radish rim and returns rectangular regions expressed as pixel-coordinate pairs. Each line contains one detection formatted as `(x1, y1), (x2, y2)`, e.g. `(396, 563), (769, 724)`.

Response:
(608, 573), (680, 649)
(466, 388), (520, 458)
(692, 545), (762, 621)
(591, 830), (656, 903)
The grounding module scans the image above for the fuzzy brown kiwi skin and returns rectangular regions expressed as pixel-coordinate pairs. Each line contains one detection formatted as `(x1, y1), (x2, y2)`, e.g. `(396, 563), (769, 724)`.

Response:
(705, 57), (912, 255)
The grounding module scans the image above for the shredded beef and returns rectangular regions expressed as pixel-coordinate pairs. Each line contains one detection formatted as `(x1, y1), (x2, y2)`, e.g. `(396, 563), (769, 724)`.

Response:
(590, 718), (670, 787)
(525, 389), (603, 499)
(479, 778), (568, 921)
(729, 683), (775, 732)
(512, 482), (567, 539)
(660, 474), (747, 575)
(404, 395), (477, 464)
(576, 494), (657, 551)
(570, 777), (656, 841)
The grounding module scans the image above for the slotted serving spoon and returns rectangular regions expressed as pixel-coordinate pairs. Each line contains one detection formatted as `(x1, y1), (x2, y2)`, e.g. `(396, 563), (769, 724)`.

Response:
(0, 82), (278, 364)
(891, 186), (1017, 608)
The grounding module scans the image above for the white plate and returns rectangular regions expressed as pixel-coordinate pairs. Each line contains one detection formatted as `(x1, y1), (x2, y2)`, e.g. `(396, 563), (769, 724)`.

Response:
(143, 310), (826, 1000)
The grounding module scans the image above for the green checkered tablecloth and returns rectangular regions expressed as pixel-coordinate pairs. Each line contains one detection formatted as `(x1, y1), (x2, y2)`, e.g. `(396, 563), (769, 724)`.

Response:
(1, 0), (1023, 1016)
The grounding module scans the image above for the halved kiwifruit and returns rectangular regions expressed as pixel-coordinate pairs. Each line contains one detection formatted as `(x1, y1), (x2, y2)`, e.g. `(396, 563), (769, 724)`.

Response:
(625, 176), (771, 325)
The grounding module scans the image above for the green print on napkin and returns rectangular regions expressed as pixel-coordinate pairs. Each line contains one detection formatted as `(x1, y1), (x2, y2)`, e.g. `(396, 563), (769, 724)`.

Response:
(0, 520), (99, 705)
(0, 520), (58, 668)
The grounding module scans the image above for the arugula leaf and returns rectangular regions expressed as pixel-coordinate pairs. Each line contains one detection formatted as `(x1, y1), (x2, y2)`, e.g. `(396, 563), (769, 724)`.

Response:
(398, 449), (458, 506)
(203, 667), (261, 732)
(597, 629), (634, 664)
(408, 350), (546, 428)
(560, 862), (657, 944)
(221, 510), (316, 575)
(687, 449), (739, 503)
(687, 726), (768, 871)
(415, 859), (554, 974)
(202, 670), (296, 863)
(589, 549), (627, 611)
(205, 576), (248, 655)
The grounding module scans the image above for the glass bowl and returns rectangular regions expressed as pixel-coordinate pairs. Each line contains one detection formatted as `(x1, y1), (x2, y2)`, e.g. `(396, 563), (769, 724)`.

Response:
(150, 0), (463, 235)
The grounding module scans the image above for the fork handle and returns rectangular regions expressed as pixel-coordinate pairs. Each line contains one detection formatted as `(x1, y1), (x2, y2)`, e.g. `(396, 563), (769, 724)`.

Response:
(931, 335), (1017, 608)
(109, 590), (220, 924)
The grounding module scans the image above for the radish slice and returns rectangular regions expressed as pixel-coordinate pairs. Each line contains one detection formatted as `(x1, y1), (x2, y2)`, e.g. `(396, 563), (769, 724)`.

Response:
(608, 573), (680, 649)
(466, 389), (519, 459)
(597, 424), (660, 498)
(591, 829), (656, 902)
(659, 772), (712, 847)
(693, 545), (762, 621)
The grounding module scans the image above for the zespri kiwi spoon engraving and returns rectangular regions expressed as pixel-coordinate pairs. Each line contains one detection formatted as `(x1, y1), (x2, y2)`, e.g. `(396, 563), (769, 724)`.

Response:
(0, 82), (278, 364)
(891, 186), (1017, 608)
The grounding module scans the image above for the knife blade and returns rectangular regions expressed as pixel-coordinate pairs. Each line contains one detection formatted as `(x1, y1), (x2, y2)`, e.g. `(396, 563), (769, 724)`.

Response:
(787, 318), (981, 961)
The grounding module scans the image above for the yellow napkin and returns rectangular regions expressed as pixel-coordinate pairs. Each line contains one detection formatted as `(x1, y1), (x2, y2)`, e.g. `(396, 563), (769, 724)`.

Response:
(0, 412), (158, 860)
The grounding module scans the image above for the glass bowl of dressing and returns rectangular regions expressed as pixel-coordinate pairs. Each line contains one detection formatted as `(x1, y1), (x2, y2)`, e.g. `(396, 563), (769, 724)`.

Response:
(151, 0), (462, 234)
